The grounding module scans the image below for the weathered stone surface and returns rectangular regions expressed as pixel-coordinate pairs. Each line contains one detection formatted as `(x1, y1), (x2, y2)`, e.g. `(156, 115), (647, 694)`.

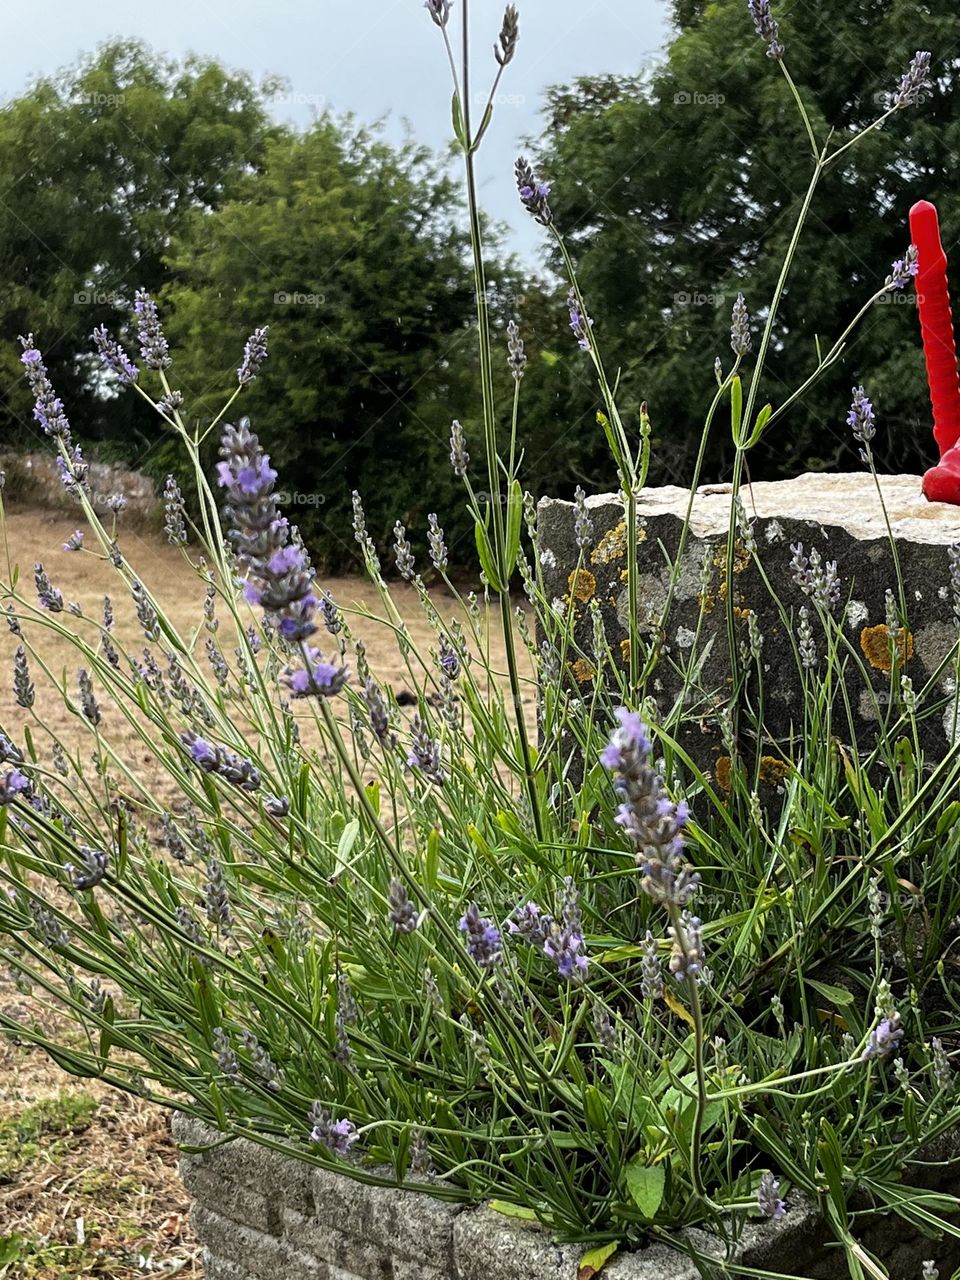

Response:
(452, 1206), (582, 1279)
(538, 474), (960, 773)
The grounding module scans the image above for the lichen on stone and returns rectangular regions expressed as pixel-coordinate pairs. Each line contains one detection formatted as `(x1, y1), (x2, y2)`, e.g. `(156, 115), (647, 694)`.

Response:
(860, 624), (913, 672)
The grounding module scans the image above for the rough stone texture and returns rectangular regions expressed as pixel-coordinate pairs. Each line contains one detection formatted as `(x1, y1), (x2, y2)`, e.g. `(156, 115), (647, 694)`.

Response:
(537, 474), (960, 772)
(174, 1115), (960, 1279)
(0, 450), (160, 526)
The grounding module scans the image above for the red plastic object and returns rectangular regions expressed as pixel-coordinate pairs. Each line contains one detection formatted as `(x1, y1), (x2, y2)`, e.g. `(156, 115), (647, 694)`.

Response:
(910, 200), (960, 502)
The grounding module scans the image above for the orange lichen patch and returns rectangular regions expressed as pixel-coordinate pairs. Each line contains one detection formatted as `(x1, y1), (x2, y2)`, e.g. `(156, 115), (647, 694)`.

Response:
(860, 624), (914, 672)
(733, 605), (754, 621)
(698, 591), (716, 615)
(620, 638), (631, 665)
(569, 658), (596, 684)
(567, 568), (597, 603)
(715, 755), (733, 793)
(713, 540), (751, 603)
(591, 520), (630, 565)
(758, 755), (790, 784)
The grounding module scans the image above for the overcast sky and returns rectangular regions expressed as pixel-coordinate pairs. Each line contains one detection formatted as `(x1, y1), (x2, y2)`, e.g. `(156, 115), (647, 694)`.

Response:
(4, 0), (669, 263)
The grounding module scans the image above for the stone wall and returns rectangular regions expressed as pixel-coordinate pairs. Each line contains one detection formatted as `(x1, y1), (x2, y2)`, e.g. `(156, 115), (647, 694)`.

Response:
(537, 473), (960, 770)
(173, 1116), (957, 1279)
(0, 450), (160, 526)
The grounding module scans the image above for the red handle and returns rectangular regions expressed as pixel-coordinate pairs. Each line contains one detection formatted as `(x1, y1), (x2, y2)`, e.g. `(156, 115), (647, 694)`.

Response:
(910, 200), (960, 456)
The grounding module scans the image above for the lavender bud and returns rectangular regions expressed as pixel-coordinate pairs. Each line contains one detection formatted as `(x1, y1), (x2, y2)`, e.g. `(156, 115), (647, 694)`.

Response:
(213, 1027), (240, 1078)
(133, 289), (171, 369)
(19, 335), (72, 442)
(641, 930), (663, 1000)
(506, 319), (526, 380)
(593, 1004), (617, 1053)
(930, 1037), (952, 1092)
(241, 1029), (284, 1090)
(78, 668), (101, 725)
(894, 51), (933, 109)
(164, 476), (187, 545)
(797, 605), (816, 668)
(308, 1103), (357, 1156)
(63, 530), (84, 552)
(789, 543), (841, 612)
(427, 513), (448, 571)
(668, 911), (705, 983)
(566, 288), (593, 351)
(0, 769), (30, 805)
(14, 646), (34, 708)
(730, 292), (752, 356)
(393, 522), (416, 581)
(424, 0), (452, 29)
(132, 580), (161, 642)
(388, 877), (420, 933)
(66, 844), (109, 890)
(93, 325), (138, 384)
(862, 1011), (904, 1061)
(201, 857), (232, 930)
(494, 5), (519, 66)
(34, 563), (63, 612)
(747, 0), (784, 60)
(238, 326), (269, 385)
(573, 485), (594, 551)
(407, 716), (445, 785)
(886, 244), (919, 291)
(449, 420), (469, 477)
(847, 385), (875, 448)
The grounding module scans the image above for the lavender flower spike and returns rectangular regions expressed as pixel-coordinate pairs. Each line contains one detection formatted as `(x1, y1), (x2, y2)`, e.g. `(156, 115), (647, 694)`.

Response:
(424, 0), (452, 29)
(894, 51), (933, 109)
(133, 289), (171, 369)
(847, 385), (875, 447)
(515, 157), (553, 226)
(757, 1171), (786, 1220)
(747, 0), (784, 59)
(19, 335), (72, 441)
(388, 877), (420, 933)
(93, 325), (139, 384)
(238, 326), (269, 385)
(862, 1012), (905, 1062)
(0, 769), (30, 806)
(309, 1103), (358, 1156)
(459, 903), (502, 969)
(886, 244), (919, 291)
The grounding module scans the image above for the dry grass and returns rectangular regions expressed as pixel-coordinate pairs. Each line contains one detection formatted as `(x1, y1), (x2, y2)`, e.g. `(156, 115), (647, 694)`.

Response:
(0, 505), (532, 1277)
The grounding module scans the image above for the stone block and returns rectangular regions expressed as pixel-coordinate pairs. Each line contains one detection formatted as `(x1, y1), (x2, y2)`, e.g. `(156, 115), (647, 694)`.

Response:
(391, 1260), (451, 1280)
(538, 474), (960, 770)
(453, 1206), (582, 1280)
(375, 1183), (462, 1268)
(181, 1162), (277, 1234)
(173, 1114), (313, 1217)
(280, 1207), (391, 1277)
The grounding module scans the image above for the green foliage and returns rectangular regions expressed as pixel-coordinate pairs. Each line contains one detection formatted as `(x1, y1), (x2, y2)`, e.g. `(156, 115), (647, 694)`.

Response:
(536, 0), (960, 484)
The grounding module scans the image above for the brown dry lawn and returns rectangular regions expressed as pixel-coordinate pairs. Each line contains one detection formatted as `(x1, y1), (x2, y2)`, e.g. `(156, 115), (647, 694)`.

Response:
(0, 506), (532, 1278)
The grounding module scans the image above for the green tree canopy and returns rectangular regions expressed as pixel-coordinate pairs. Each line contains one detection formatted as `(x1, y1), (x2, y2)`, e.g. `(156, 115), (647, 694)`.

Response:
(0, 40), (282, 450)
(534, 0), (960, 484)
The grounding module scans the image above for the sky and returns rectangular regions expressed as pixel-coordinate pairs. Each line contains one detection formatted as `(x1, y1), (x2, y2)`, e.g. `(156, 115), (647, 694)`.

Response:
(3, 0), (670, 263)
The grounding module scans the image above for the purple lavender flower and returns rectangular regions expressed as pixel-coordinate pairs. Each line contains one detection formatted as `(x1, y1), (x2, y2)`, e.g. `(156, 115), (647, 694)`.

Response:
(438, 635), (460, 679)
(133, 289), (171, 369)
(182, 732), (261, 791)
(63, 530), (84, 552)
(13, 646), (34, 708)
(601, 709), (697, 906)
(668, 911), (705, 983)
(19, 335), (72, 441)
(34, 564), (63, 612)
(238, 326), (269, 385)
(847, 385), (875, 449)
(362, 678), (398, 748)
(541, 877), (588, 981)
(757, 1171), (786, 1220)
(217, 419), (318, 644)
(0, 735), (23, 766)
(55, 446), (89, 496)
(407, 716), (445, 785)
(886, 245), (919, 291)
(641, 930), (663, 1000)
(459, 903), (502, 968)
(515, 157), (553, 226)
(508, 901), (552, 946)
(894, 51), (933, 109)
(164, 476), (187, 546)
(449, 420), (469, 477)
(282, 650), (349, 699)
(862, 1012), (905, 1062)
(0, 769), (30, 805)
(388, 877), (420, 933)
(309, 1104), (358, 1156)
(747, 0), (784, 59)
(789, 543), (841, 612)
(201, 857), (232, 929)
(567, 289), (593, 351)
(92, 325), (139, 384)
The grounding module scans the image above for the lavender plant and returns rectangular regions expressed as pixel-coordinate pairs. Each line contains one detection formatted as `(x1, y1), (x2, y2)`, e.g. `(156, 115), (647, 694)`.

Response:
(1, 4), (959, 1278)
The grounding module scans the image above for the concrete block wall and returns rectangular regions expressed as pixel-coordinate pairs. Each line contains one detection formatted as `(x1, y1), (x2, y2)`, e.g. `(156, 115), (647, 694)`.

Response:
(173, 1116), (957, 1279)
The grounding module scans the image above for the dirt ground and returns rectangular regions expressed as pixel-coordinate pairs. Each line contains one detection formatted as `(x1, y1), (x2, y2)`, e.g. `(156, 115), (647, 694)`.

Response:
(0, 506), (532, 1278)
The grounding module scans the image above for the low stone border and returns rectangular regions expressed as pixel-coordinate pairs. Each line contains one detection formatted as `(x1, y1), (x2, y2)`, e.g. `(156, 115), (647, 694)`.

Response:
(173, 1116), (957, 1279)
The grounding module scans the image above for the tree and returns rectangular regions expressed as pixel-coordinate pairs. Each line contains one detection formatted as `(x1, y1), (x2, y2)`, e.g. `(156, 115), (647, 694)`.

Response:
(0, 40), (281, 451)
(158, 119), (485, 569)
(534, 0), (960, 485)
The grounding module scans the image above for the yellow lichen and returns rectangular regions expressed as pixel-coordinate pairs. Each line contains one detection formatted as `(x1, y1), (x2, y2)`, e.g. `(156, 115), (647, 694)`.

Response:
(569, 658), (596, 684)
(758, 755), (790, 784)
(620, 638), (631, 666)
(567, 568), (597, 603)
(860, 624), (914, 672)
(715, 756), (733, 793)
(591, 520), (629, 565)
